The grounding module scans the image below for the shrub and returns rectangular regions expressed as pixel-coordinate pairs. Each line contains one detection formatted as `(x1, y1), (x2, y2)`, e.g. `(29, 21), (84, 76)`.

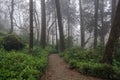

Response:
(69, 59), (77, 69)
(112, 66), (120, 80)
(69, 61), (118, 79)
(0, 49), (49, 80)
(92, 64), (114, 79)
(62, 48), (101, 63)
(2, 34), (25, 51)
(0, 31), (6, 37)
(62, 47), (120, 80)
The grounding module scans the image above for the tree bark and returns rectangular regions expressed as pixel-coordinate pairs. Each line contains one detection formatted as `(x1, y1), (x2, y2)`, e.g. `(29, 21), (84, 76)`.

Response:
(66, 1), (71, 48)
(79, 0), (85, 48)
(94, 0), (99, 49)
(102, 0), (120, 64)
(54, 8), (59, 51)
(52, 27), (54, 47)
(100, 0), (105, 45)
(29, 0), (34, 52)
(40, 0), (46, 49)
(67, 17), (71, 48)
(55, 18), (58, 51)
(55, 0), (65, 51)
(34, 10), (40, 43)
(9, 0), (14, 34)
(111, 0), (116, 23)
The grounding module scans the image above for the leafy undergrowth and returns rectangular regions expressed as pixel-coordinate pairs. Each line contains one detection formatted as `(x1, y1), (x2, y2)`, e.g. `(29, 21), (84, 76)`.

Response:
(60, 47), (120, 80)
(0, 47), (51, 80)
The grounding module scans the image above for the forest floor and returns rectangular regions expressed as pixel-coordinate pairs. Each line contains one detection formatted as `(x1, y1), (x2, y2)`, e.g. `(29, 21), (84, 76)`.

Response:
(41, 54), (104, 80)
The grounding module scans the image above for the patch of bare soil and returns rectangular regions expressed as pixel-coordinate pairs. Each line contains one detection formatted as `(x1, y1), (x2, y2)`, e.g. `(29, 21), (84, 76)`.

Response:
(41, 54), (104, 80)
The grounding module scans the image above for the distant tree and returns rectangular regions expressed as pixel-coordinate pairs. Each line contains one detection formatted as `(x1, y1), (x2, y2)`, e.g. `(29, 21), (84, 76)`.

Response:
(46, 0), (77, 48)
(40, 0), (46, 49)
(33, 1), (40, 43)
(79, 0), (95, 47)
(29, 0), (34, 52)
(61, 0), (77, 48)
(98, 0), (111, 46)
(64, 0), (73, 48)
(78, 0), (111, 47)
(55, 0), (65, 51)
(102, 1), (120, 64)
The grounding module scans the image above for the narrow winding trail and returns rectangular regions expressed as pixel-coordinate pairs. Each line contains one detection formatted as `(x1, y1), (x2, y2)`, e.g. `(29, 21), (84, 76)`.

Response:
(41, 54), (104, 80)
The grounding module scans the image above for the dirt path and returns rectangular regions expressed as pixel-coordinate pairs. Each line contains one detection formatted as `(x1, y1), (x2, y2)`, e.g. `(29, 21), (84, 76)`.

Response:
(41, 54), (104, 80)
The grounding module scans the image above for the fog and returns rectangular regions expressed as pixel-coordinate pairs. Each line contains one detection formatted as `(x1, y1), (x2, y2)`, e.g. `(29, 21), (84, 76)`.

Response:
(0, 0), (117, 47)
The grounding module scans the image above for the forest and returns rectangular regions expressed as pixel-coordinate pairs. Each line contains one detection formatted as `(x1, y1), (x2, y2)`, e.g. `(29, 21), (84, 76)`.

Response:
(0, 0), (120, 80)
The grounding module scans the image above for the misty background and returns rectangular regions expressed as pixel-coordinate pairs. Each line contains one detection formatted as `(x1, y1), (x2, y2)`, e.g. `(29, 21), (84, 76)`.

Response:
(0, 0), (118, 48)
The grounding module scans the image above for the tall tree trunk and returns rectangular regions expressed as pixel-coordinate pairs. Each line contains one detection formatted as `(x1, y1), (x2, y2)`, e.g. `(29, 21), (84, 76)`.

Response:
(67, 17), (71, 48)
(9, 0), (14, 34)
(70, 25), (73, 47)
(55, 0), (65, 51)
(55, 19), (58, 51)
(54, 9), (59, 51)
(34, 10), (40, 44)
(29, 0), (34, 52)
(34, 1), (40, 43)
(67, 2), (71, 48)
(102, 1), (120, 64)
(52, 27), (54, 47)
(40, 0), (46, 49)
(79, 0), (85, 48)
(100, 0), (105, 45)
(94, 0), (99, 49)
